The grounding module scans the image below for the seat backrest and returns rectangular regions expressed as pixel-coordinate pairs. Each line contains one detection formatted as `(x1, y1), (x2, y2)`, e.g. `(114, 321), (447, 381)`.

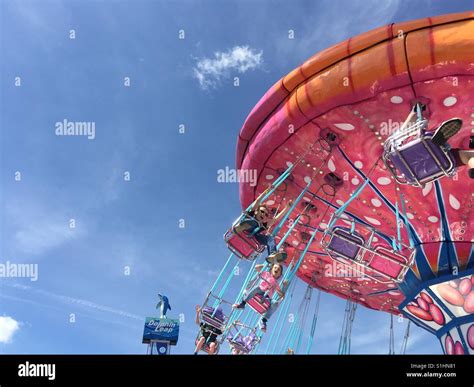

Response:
(384, 128), (454, 185)
(202, 306), (225, 329)
(395, 138), (451, 180)
(227, 232), (257, 258)
(247, 294), (270, 314)
(328, 227), (365, 259)
(243, 333), (258, 350)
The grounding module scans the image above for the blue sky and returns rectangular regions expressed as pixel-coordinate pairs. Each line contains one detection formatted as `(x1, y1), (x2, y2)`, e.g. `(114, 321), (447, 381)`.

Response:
(1, 0), (472, 354)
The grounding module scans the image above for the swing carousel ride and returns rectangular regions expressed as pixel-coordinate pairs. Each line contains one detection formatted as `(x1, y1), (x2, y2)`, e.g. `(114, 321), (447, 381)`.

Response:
(197, 11), (474, 355)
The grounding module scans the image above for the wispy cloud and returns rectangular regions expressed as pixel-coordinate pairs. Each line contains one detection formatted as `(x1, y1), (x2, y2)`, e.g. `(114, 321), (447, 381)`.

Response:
(193, 45), (263, 89)
(0, 316), (20, 344)
(14, 220), (77, 256)
(271, 0), (402, 66)
(6, 200), (86, 256)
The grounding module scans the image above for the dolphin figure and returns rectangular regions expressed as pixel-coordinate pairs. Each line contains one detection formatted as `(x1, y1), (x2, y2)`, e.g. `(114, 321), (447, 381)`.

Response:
(156, 294), (171, 319)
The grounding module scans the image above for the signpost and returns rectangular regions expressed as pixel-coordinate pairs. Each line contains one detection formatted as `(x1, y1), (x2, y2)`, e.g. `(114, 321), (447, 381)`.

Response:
(142, 294), (180, 355)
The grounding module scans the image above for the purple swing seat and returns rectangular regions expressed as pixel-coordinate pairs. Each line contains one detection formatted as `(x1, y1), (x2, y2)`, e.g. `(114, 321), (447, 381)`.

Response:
(201, 306), (226, 330)
(385, 135), (455, 185)
(230, 332), (258, 353)
(391, 140), (452, 178)
(327, 227), (365, 260)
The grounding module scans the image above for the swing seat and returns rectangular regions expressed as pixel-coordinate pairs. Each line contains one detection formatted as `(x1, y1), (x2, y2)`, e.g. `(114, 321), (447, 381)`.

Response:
(242, 333), (258, 352)
(229, 334), (258, 353)
(247, 294), (271, 315)
(227, 322), (259, 354)
(325, 233), (415, 283)
(230, 340), (246, 353)
(364, 247), (414, 282)
(224, 215), (266, 261)
(383, 123), (456, 187)
(326, 227), (365, 261)
(201, 306), (226, 330)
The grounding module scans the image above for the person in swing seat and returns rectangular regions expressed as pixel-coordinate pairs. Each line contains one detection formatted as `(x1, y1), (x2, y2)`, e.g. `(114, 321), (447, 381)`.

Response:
(194, 305), (222, 355)
(232, 263), (288, 332)
(234, 189), (293, 262)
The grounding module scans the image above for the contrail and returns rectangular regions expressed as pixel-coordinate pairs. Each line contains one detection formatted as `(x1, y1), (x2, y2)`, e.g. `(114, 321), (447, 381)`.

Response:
(4, 283), (143, 321)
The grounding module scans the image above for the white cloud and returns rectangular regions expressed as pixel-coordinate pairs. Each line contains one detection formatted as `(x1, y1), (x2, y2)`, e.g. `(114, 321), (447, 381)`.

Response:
(193, 45), (263, 89)
(0, 316), (20, 344)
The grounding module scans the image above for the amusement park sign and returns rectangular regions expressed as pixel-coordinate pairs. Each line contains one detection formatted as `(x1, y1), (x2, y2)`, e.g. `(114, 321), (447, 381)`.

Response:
(142, 317), (180, 345)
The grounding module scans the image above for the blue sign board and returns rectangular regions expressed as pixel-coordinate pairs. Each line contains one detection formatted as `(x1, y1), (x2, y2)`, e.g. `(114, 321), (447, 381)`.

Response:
(142, 317), (180, 345)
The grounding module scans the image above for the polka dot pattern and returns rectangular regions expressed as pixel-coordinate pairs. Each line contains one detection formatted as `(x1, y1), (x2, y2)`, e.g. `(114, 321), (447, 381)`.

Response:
(334, 123), (355, 131)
